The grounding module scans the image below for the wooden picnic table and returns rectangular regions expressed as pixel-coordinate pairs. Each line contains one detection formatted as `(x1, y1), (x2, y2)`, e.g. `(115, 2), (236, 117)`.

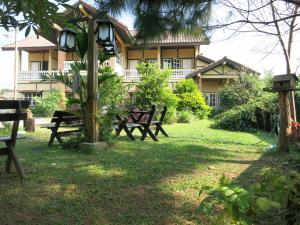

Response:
(115, 105), (158, 141)
(41, 110), (83, 146)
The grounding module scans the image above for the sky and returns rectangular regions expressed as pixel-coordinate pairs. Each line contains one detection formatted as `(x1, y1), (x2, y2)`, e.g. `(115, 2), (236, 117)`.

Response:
(0, 0), (299, 90)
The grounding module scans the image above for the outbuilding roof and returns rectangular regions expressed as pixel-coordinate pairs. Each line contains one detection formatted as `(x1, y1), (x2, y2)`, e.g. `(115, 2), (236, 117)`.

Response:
(187, 56), (259, 78)
(2, 36), (56, 51)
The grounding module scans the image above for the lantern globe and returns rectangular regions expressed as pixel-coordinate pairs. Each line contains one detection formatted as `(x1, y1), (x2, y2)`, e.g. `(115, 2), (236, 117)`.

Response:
(58, 28), (77, 52)
(96, 21), (114, 46)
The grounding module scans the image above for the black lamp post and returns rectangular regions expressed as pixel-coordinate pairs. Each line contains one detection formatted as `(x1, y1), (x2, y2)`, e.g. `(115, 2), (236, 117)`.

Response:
(57, 17), (117, 147)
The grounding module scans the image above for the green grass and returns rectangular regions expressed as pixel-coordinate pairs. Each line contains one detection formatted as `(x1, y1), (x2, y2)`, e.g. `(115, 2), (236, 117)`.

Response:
(0, 120), (279, 225)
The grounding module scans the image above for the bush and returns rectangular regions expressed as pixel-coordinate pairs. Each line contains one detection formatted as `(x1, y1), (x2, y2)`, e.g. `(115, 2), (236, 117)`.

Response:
(219, 73), (264, 109)
(98, 67), (125, 144)
(176, 79), (211, 119)
(32, 89), (67, 117)
(198, 168), (300, 224)
(213, 93), (278, 131)
(134, 62), (178, 123)
(176, 111), (193, 123)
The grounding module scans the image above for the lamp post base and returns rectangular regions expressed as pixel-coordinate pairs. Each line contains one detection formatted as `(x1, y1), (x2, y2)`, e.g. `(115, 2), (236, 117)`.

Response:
(79, 141), (107, 152)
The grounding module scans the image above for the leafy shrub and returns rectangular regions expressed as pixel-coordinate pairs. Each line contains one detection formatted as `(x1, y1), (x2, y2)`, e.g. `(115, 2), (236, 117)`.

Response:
(213, 93), (278, 131)
(32, 89), (67, 117)
(198, 168), (300, 224)
(0, 122), (11, 136)
(134, 62), (178, 123)
(98, 67), (125, 144)
(176, 111), (193, 123)
(176, 79), (211, 119)
(219, 73), (264, 109)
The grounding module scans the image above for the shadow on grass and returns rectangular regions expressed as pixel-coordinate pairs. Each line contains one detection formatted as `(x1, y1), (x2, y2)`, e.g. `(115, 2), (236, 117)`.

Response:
(0, 131), (275, 225)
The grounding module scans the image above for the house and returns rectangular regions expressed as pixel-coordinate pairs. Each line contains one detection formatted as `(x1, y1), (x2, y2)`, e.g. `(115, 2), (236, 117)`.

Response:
(187, 56), (259, 108)
(1, 1), (258, 109)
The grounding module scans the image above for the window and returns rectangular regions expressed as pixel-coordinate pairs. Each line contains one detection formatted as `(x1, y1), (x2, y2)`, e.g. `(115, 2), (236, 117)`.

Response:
(205, 93), (217, 107)
(146, 59), (157, 65)
(24, 93), (42, 106)
(163, 58), (172, 69)
(30, 61), (48, 71)
(173, 58), (181, 69)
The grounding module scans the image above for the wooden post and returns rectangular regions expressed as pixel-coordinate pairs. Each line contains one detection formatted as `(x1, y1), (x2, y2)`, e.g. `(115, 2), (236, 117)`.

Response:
(86, 19), (99, 143)
(278, 91), (292, 153)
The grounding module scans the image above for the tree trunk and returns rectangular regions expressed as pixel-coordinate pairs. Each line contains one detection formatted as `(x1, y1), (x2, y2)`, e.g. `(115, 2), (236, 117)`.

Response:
(278, 92), (292, 153)
(24, 118), (35, 132)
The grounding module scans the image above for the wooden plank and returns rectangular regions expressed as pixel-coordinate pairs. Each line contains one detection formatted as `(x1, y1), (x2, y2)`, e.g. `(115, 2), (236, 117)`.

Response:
(0, 100), (29, 109)
(0, 112), (28, 121)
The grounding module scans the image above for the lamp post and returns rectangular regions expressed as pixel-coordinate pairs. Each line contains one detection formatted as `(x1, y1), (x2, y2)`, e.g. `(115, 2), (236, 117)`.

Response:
(57, 14), (116, 147)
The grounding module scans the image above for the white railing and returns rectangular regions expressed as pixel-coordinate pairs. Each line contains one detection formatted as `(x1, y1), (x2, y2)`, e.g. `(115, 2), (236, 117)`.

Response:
(123, 69), (195, 79)
(172, 69), (195, 78)
(19, 71), (64, 80)
(124, 69), (140, 78)
(64, 61), (75, 71)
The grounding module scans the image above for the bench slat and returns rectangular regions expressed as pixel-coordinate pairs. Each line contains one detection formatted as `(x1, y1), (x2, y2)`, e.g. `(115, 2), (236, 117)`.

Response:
(0, 100), (29, 109)
(0, 112), (28, 122)
(0, 136), (26, 142)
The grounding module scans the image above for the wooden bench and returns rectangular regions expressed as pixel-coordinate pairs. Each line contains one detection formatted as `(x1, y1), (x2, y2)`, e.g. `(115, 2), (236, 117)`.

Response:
(0, 100), (29, 178)
(41, 110), (83, 146)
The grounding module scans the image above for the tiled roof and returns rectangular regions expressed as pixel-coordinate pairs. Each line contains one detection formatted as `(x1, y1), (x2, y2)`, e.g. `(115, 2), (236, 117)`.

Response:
(187, 56), (259, 78)
(130, 30), (209, 46)
(2, 36), (56, 51)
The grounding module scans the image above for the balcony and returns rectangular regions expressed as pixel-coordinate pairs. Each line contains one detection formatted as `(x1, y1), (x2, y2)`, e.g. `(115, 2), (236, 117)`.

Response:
(19, 71), (65, 80)
(123, 69), (195, 80)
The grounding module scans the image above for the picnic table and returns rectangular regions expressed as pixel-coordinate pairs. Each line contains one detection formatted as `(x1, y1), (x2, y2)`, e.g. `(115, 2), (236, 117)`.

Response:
(0, 100), (29, 178)
(115, 105), (168, 141)
(41, 110), (83, 146)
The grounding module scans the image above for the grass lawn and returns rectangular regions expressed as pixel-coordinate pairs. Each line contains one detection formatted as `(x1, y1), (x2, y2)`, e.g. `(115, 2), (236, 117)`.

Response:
(0, 119), (282, 225)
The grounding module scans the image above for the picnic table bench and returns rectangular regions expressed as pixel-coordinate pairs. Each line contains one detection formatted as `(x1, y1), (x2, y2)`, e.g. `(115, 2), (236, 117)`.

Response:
(0, 100), (29, 178)
(41, 110), (83, 146)
(115, 105), (163, 141)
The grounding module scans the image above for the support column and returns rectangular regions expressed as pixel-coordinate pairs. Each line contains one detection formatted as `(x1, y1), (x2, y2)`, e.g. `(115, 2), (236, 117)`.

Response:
(157, 46), (161, 68)
(86, 19), (99, 143)
(48, 50), (52, 71)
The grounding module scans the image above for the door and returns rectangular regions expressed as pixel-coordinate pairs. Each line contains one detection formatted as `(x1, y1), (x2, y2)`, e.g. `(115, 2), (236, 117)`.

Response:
(31, 62), (40, 71)
(182, 59), (193, 69)
(128, 60), (139, 70)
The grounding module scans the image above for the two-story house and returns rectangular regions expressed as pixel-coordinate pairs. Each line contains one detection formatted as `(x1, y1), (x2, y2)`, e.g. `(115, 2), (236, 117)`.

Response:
(1, 1), (258, 109)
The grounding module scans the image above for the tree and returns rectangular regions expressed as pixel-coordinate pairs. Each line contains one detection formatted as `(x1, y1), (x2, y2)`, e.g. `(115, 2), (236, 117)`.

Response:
(211, 0), (300, 74)
(96, 0), (213, 41)
(0, 0), (70, 36)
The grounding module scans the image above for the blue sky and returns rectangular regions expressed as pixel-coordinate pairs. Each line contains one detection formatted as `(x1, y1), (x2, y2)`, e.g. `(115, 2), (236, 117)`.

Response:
(0, 0), (299, 90)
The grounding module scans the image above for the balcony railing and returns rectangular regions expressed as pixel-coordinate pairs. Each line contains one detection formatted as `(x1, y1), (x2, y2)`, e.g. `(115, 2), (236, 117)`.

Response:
(19, 71), (65, 80)
(64, 60), (109, 71)
(64, 61), (75, 71)
(123, 69), (195, 79)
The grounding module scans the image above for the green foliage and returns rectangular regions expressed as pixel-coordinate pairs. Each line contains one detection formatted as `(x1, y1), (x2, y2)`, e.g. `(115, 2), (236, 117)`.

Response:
(198, 168), (300, 224)
(135, 62), (178, 123)
(176, 79), (211, 119)
(0, 123), (11, 136)
(98, 67), (125, 144)
(214, 93), (278, 131)
(176, 111), (193, 123)
(32, 89), (67, 117)
(219, 73), (264, 109)
(0, 0), (70, 36)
